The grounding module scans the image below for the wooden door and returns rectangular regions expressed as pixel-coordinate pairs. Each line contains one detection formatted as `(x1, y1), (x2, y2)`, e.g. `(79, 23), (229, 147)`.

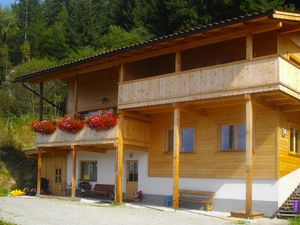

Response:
(126, 160), (138, 199)
(41, 153), (67, 196)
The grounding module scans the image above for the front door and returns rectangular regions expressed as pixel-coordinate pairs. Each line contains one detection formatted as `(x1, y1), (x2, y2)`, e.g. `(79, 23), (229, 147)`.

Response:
(126, 160), (138, 199)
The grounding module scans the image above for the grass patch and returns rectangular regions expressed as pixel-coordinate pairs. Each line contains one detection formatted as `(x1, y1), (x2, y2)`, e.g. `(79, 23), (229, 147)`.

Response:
(0, 220), (16, 225)
(0, 188), (8, 197)
(289, 217), (300, 225)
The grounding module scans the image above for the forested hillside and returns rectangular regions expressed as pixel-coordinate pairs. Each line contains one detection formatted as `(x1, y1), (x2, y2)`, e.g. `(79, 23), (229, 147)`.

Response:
(0, 0), (299, 151)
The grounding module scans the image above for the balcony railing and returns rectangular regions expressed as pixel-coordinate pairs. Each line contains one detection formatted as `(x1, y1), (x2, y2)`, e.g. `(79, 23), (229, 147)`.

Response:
(36, 116), (150, 148)
(36, 126), (118, 147)
(118, 55), (300, 109)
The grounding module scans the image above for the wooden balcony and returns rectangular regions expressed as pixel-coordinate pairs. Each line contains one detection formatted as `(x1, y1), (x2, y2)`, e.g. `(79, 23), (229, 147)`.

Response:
(36, 125), (118, 148)
(36, 116), (150, 148)
(118, 55), (300, 109)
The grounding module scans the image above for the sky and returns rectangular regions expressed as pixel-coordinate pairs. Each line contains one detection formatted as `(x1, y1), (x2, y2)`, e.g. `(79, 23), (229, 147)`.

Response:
(0, 0), (15, 7)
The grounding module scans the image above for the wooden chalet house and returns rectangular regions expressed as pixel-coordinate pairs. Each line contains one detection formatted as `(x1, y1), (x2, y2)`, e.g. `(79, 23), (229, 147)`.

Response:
(16, 9), (300, 218)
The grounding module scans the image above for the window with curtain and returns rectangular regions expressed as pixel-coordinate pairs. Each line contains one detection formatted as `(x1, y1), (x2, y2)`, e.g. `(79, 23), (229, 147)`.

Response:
(290, 127), (300, 154)
(220, 124), (246, 151)
(166, 128), (195, 153)
(80, 161), (97, 181)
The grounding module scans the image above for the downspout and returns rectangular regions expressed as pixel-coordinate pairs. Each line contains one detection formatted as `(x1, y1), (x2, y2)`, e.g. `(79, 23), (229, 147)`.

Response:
(22, 82), (66, 116)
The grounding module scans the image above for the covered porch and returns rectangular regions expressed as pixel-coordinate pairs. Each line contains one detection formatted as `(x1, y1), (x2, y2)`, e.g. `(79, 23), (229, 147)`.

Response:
(122, 91), (300, 218)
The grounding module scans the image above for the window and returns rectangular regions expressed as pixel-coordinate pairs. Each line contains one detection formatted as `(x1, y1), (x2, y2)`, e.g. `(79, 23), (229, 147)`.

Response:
(55, 168), (62, 183)
(166, 128), (195, 153)
(80, 161), (97, 181)
(290, 127), (300, 154)
(220, 124), (246, 151)
(127, 161), (138, 182)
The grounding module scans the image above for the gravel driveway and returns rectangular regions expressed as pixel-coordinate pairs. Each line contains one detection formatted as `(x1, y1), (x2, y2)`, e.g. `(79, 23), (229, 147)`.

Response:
(0, 197), (288, 225)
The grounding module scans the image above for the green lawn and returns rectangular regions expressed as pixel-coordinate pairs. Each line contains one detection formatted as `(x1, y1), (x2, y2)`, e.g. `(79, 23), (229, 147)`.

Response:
(289, 217), (300, 225)
(0, 188), (8, 197)
(0, 220), (16, 225)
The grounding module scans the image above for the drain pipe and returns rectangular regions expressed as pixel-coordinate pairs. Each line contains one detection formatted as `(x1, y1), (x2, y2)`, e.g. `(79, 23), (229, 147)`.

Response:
(22, 82), (66, 116)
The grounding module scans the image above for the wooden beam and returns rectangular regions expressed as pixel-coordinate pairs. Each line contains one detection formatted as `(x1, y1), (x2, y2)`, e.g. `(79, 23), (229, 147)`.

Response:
(116, 113), (124, 204)
(119, 62), (125, 83)
(123, 111), (151, 122)
(71, 145), (77, 198)
(37, 149), (42, 195)
(172, 106), (180, 209)
(74, 76), (79, 114)
(245, 95), (253, 218)
(246, 35), (253, 60)
(280, 105), (300, 112)
(175, 51), (181, 72)
(39, 82), (44, 121)
(273, 11), (300, 22)
(180, 105), (207, 117)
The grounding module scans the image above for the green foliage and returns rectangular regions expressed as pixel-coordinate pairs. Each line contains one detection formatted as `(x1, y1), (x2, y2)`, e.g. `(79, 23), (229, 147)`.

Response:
(289, 217), (300, 225)
(13, 58), (57, 78)
(0, 187), (9, 197)
(0, 115), (35, 150)
(98, 26), (145, 51)
(0, 220), (16, 225)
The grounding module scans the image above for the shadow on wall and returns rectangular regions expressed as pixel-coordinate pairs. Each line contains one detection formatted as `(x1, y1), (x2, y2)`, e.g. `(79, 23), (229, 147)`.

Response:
(0, 148), (37, 189)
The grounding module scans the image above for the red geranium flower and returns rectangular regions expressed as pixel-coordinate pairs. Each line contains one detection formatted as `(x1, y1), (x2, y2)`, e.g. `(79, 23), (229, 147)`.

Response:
(58, 114), (84, 134)
(85, 112), (117, 131)
(31, 120), (56, 135)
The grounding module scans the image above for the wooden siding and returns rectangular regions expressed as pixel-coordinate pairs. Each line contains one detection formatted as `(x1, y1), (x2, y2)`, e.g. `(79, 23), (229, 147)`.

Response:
(41, 153), (67, 196)
(123, 117), (150, 148)
(279, 57), (300, 100)
(119, 55), (300, 109)
(278, 113), (300, 178)
(118, 56), (281, 109)
(279, 32), (300, 61)
(148, 104), (277, 179)
(36, 125), (118, 147)
(36, 117), (150, 148)
(66, 67), (118, 114)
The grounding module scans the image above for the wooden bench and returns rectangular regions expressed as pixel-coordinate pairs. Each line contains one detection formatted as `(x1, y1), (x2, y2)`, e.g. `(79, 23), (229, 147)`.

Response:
(89, 184), (115, 198)
(179, 190), (215, 211)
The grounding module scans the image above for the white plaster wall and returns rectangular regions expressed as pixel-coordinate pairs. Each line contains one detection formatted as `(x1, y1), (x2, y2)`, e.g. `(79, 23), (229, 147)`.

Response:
(122, 151), (278, 202)
(67, 150), (283, 203)
(277, 168), (300, 207)
(67, 150), (116, 187)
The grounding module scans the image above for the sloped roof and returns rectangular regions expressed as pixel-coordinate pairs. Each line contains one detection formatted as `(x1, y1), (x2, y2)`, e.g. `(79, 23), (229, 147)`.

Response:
(15, 9), (279, 82)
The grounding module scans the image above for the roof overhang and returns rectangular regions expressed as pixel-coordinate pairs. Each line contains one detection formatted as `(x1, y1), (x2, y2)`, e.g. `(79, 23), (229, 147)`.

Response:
(14, 9), (300, 83)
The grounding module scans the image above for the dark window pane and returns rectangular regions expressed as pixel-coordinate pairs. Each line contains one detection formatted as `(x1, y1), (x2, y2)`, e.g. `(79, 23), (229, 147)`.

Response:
(221, 125), (231, 151)
(238, 125), (246, 150)
(90, 162), (97, 181)
(296, 129), (300, 154)
(182, 128), (195, 152)
(291, 128), (294, 152)
(167, 129), (174, 152)
(81, 162), (89, 180)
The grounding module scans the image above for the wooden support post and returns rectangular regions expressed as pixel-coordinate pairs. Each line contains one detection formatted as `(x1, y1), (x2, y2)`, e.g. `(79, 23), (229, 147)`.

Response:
(74, 76), (79, 114)
(119, 63), (125, 82)
(116, 112), (124, 203)
(37, 149), (42, 195)
(245, 95), (253, 218)
(246, 35), (253, 60)
(71, 145), (77, 198)
(175, 51), (181, 72)
(39, 82), (44, 121)
(173, 106), (181, 209)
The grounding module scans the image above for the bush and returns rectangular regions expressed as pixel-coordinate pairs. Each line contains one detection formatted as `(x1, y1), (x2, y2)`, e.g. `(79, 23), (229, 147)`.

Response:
(0, 220), (17, 225)
(0, 187), (8, 197)
(290, 217), (300, 225)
